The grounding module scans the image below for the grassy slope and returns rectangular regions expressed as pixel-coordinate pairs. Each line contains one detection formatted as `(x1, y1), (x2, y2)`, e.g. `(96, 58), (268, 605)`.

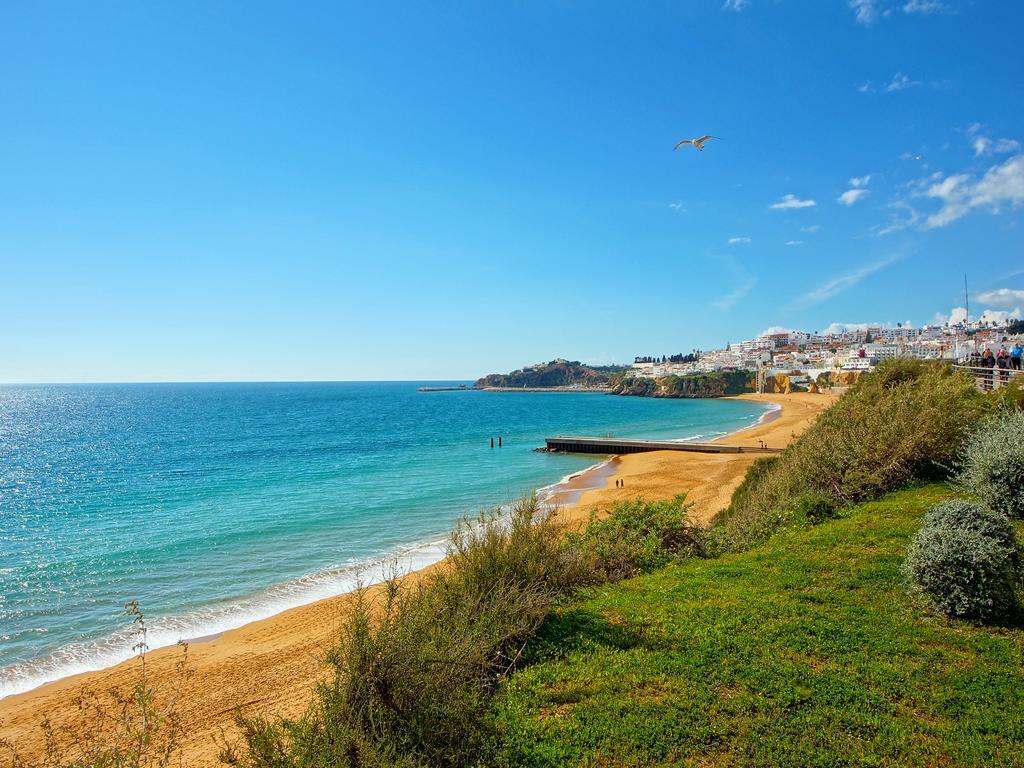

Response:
(490, 485), (1024, 767)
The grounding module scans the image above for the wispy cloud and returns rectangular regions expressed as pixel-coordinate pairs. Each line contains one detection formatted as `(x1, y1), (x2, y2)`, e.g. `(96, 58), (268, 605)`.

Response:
(770, 193), (816, 210)
(885, 72), (921, 92)
(851, 0), (952, 25)
(849, 0), (880, 24)
(727, 236), (752, 245)
(975, 288), (1024, 307)
(668, 200), (686, 211)
(877, 154), (1024, 232)
(921, 154), (1024, 228)
(722, 0), (750, 10)
(967, 123), (1021, 157)
(838, 174), (872, 205)
(786, 240), (803, 246)
(792, 256), (900, 308)
(712, 255), (757, 310)
(800, 224), (821, 233)
(903, 0), (949, 14)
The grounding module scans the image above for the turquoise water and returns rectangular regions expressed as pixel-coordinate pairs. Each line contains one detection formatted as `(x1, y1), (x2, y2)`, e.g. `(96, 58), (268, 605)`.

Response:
(0, 382), (769, 697)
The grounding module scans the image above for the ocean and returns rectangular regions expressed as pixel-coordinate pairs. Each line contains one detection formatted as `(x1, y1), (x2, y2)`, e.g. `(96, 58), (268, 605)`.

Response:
(0, 382), (770, 698)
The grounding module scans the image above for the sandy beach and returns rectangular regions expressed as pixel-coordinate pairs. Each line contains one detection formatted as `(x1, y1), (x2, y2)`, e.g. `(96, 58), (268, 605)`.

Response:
(0, 391), (836, 766)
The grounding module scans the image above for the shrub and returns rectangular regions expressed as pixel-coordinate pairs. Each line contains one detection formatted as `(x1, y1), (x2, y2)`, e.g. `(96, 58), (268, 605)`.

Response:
(784, 492), (840, 525)
(958, 409), (1024, 519)
(228, 497), (568, 768)
(904, 500), (1019, 621)
(227, 494), (709, 767)
(921, 499), (1018, 551)
(714, 360), (990, 550)
(566, 494), (706, 582)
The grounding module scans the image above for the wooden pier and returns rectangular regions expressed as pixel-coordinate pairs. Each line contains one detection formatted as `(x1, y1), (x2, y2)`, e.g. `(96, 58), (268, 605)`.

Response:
(543, 436), (781, 455)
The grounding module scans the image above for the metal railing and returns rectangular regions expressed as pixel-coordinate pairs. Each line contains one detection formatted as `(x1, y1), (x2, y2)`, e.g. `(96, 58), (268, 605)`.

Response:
(953, 364), (1023, 392)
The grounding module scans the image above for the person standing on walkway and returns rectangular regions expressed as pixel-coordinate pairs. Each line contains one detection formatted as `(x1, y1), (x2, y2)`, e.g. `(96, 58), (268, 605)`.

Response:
(1012, 342), (1023, 371)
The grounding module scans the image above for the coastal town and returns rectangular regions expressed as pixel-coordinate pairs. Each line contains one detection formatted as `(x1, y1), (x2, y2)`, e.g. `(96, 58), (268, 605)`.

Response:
(628, 315), (1024, 384)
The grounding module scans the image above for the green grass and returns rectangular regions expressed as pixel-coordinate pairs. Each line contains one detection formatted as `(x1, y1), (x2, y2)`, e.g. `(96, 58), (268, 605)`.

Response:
(488, 485), (1024, 767)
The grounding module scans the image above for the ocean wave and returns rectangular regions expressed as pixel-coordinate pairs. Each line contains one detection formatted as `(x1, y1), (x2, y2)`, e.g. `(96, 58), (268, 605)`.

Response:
(0, 536), (450, 700)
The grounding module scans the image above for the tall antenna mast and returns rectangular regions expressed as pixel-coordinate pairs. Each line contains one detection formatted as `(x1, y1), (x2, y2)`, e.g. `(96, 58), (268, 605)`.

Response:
(964, 273), (969, 325)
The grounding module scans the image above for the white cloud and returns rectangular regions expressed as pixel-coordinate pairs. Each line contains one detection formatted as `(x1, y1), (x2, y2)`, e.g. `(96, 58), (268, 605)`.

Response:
(849, 0), (879, 24)
(885, 72), (922, 92)
(966, 123), (1020, 157)
(857, 81), (874, 93)
(786, 240), (803, 246)
(728, 236), (752, 244)
(903, 0), (947, 13)
(722, 0), (750, 10)
(933, 306), (968, 325)
(838, 188), (870, 206)
(668, 201), (686, 211)
(838, 175), (872, 206)
(980, 308), (1022, 324)
(800, 224), (821, 233)
(976, 288), (1024, 307)
(921, 154), (1024, 229)
(822, 322), (872, 334)
(770, 193), (816, 210)
(793, 256), (900, 308)
(759, 326), (796, 336)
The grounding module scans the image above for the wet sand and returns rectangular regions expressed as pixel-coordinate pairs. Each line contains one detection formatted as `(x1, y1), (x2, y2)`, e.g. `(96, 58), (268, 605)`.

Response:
(0, 391), (836, 766)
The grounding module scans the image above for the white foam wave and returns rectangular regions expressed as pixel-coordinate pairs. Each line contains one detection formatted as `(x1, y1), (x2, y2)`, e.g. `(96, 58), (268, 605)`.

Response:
(0, 536), (450, 700)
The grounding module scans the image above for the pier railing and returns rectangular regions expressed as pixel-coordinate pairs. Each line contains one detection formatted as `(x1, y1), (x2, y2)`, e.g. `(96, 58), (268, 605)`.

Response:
(954, 365), (1023, 392)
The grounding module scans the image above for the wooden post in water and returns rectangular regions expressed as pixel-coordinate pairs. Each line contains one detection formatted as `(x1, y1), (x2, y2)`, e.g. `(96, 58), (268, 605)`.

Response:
(498, 436), (503, 447)
(490, 437), (494, 448)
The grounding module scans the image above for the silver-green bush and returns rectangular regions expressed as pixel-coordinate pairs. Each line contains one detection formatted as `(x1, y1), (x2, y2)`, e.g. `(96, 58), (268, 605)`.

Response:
(921, 499), (1018, 551)
(958, 409), (1024, 519)
(904, 500), (1019, 620)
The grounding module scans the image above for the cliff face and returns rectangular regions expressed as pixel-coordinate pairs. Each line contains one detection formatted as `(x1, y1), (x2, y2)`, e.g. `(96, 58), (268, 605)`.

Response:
(610, 370), (754, 398)
(475, 360), (612, 389)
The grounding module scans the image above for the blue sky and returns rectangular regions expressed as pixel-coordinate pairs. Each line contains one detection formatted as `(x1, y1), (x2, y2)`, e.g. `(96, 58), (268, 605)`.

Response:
(1, 1), (1022, 382)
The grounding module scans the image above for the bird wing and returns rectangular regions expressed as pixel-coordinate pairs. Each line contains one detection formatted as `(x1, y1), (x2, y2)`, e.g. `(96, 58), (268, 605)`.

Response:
(696, 135), (720, 143)
(673, 139), (694, 150)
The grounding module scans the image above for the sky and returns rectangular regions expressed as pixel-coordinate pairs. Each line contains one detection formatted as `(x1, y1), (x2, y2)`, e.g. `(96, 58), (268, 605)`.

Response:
(1, 1), (1022, 382)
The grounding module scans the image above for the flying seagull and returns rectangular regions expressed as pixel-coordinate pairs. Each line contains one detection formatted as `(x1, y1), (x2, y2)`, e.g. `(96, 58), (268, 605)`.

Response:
(674, 135), (721, 151)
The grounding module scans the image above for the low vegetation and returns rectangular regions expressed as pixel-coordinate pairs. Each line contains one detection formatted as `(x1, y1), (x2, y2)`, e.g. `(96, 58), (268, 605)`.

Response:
(474, 360), (617, 389)
(224, 495), (705, 767)
(488, 486), (1024, 767)
(903, 499), (1020, 621)
(713, 359), (990, 550)
(609, 370), (752, 398)
(958, 409), (1024, 519)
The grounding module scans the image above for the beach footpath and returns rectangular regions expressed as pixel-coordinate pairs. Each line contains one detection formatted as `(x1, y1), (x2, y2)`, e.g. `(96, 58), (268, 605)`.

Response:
(0, 392), (836, 767)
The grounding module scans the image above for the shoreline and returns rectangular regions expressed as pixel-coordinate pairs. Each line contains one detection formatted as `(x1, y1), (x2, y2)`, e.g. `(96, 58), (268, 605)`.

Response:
(0, 392), (836, 765)
(0, 395), (773, 702)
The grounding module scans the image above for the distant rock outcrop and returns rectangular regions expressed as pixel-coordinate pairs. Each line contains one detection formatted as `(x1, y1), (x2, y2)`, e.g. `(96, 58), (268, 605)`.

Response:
(474, 359), (617, 389)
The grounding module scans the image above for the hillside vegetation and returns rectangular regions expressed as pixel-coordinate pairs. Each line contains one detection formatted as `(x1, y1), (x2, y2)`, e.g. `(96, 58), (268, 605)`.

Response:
(474, 360), (617, 389)
(489, 485), (1024, 767)
(713, 360), (990, 551)
(609, 370), (753, 398)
